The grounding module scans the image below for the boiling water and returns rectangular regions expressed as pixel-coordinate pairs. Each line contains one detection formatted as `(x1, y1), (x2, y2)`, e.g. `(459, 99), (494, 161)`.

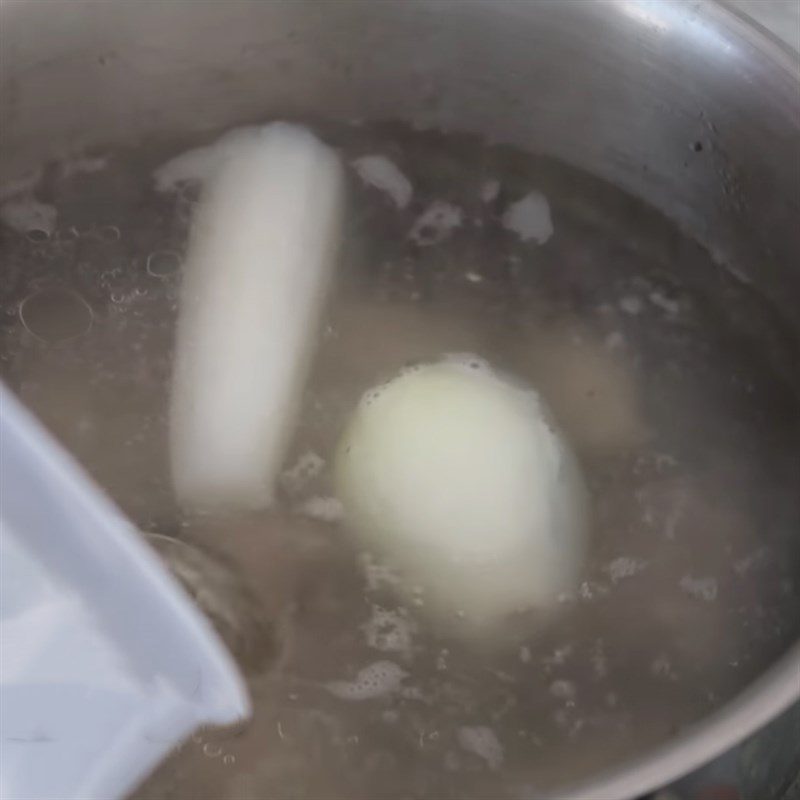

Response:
(1, 122), (799, 799)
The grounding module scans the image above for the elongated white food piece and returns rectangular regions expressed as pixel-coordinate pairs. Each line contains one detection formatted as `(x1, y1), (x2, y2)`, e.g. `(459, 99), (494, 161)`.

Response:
(334, 355), (589, 633)
(170, 123), (345, 510)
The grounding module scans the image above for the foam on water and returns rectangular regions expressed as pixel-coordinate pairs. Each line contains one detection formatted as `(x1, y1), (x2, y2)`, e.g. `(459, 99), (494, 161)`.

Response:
(362, 605), (417, 658)
(326, 660), (407, 701)
(604, 557), (648, 584)
(296, 495), (344, 523)
(501, 190), (553, 244)
(408, 201), (463, 246)
(352, 155), (413, 209)
(457, 726), (504, 770)
(679, 575), (719, 602)
(281, 451), (326, 496)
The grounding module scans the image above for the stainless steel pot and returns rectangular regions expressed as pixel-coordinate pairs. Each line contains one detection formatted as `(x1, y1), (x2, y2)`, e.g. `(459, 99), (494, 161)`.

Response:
(1, 1), (798, 798)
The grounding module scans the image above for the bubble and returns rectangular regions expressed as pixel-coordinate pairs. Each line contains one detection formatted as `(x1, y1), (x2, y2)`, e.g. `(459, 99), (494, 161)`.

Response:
(360, 382), (391, 409)
(223, 754), (236, 766)
(146, 250), (181, 278)
(399, 362), (422, 376)
(60, 226), (81, 241)
(202, 742), (222, 758)
(1, 197), (57, 237)
(443, 352), (490, 375)
(19, 287), (93, 343)
(95, 224), (121, 242)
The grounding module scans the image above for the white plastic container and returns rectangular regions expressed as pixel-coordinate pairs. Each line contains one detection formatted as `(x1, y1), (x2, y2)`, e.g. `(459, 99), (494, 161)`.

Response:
(0, 383), (250, 800)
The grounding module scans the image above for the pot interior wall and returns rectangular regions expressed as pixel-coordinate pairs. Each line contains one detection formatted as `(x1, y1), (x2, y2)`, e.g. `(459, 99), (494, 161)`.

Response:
(1, 0), (799, 323)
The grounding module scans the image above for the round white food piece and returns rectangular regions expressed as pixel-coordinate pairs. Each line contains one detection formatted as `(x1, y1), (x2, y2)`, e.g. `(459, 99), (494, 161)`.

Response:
(334, 355), (588, 628)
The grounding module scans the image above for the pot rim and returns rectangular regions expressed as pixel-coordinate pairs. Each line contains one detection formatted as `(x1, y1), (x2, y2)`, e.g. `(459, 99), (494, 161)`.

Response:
(550, 641), (800, 800)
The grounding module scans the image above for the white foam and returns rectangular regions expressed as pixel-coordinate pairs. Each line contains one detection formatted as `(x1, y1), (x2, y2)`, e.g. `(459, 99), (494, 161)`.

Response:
(281, 451), (326, 495)
(408, 201), (463, 246)
(457, 726), (504, 770)
(502, 191), (553, 244)
(733, 547), (770, 576)
(352, 155), (413, 209)
(543, 644), (574, 668)
(0, 198), (57, 236)
(325, 660), (407, 701)
(604, 556), (647, 583)
(578, 580), (609, 601)
(296, 495), (344, 523)
(651, 654), (678, 680)
(360, 553), (402, 592)
(679, 575), (718, 602)
(362, 605), (416, 657)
